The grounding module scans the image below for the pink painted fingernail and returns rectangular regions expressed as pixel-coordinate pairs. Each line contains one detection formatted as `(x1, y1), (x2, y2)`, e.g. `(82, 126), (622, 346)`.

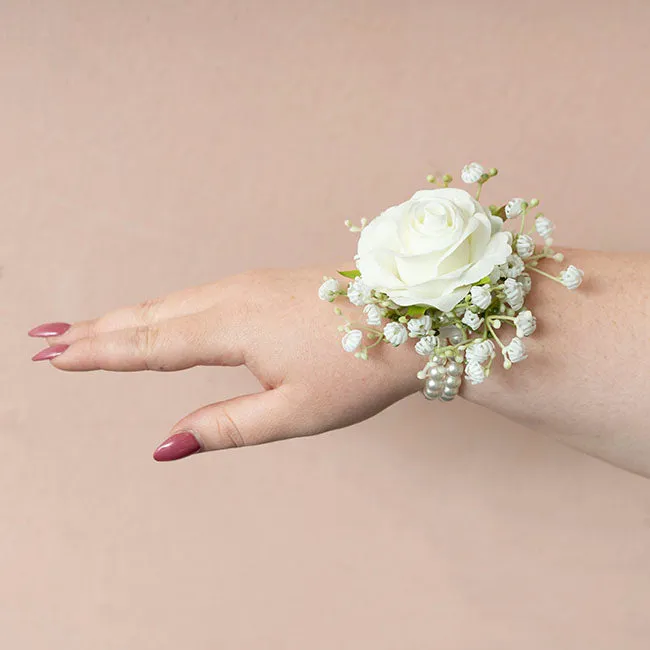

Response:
(28, 322), (71, 337)
(32, 344), (69, 361)
(153, 432), (201, 462)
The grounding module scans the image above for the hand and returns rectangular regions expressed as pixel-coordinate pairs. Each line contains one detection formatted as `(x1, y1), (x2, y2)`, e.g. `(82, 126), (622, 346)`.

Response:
(29, 266), (424, 461)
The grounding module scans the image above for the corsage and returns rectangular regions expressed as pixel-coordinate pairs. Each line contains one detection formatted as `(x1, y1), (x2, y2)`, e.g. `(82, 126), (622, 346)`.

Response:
(318, 163), (584, 402)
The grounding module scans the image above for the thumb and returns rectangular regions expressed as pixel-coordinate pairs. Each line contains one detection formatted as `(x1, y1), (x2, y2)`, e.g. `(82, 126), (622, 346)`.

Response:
(153, 386), (306, 461)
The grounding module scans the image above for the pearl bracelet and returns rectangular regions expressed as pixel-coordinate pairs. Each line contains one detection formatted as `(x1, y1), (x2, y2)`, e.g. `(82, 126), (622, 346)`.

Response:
(423, 352), (465, 402)
(319, 162), (584, 400)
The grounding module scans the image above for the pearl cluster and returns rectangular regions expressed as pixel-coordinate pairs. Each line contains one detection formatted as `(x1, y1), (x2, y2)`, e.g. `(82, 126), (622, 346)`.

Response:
(422, 354), (465, 402)
(422, 331), (466, 402)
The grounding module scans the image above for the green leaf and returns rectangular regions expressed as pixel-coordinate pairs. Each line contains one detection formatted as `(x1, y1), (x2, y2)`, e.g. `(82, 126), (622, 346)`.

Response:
(337, 269), (361, 279)
(406, 304), (429, 317)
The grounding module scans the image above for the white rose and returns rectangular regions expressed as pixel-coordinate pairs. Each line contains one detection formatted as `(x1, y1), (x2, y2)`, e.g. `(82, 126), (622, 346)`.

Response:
(356, 188), (512, 312)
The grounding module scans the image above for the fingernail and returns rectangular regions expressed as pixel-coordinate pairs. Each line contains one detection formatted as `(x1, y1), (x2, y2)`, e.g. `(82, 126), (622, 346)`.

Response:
(153, 432), (201, 462)
(32, 344), (69, 361)
(28, 322), (71, 337)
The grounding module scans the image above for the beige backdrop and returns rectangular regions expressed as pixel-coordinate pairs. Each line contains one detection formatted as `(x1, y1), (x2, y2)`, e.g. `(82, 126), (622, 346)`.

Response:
(3, 1), (650, 648)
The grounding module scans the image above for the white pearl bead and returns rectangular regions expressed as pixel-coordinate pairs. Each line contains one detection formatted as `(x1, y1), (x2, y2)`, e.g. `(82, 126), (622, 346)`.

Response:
(431, 355), (446, 366)
(446, 362), (463, 377)
(428, 366), (446, 379)
(425, 378), (443, 393)
(440, 394), (455, 402)
(422, 388), (439, 400)
(443, 386), (458, 397)
(449, 333), (463, 345)
(445, 375), (462, 388)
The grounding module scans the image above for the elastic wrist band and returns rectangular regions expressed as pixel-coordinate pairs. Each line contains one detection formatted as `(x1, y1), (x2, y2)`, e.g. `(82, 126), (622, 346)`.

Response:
(318, 162), (584, 402)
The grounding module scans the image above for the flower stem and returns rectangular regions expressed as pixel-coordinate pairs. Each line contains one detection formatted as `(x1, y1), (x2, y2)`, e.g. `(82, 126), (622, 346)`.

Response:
(484, 354), (495, 377)
(526, 248), (556, 262)
(519, 207), (527, 236)
(485, 317), (507, 352)
(526, 265), (564, 285)
(526, 253), (548, 262)
(365, 334), (385, 349)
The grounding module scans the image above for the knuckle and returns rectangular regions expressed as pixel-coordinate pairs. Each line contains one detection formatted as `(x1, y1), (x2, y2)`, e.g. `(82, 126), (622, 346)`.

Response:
(215, 406), (246, 449)
(132, 325), (161, 364)
(137, 297), (164, 324)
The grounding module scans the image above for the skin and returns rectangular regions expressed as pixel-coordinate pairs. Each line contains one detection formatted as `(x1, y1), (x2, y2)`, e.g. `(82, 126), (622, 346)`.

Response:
(38, 249), (650, 476)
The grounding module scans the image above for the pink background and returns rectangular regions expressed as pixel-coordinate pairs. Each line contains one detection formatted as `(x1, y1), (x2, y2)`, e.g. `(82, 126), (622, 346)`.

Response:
(3, 1), (650, 648)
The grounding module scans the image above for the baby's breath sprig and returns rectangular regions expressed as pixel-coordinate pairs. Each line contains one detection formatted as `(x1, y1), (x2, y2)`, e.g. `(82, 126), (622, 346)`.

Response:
(343, 218), (368, 233)
(318, 162), (585, 402)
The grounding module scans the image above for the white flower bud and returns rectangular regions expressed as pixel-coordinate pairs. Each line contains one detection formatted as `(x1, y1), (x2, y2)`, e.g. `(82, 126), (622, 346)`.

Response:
(560, 265), (584, 290)
(515, 234), (535, 259)
(503, 278), (525, 310)
(461, 310), (484, 331)
(499, 254), (525, 279)
(470, 284), (492, 310)
(415, 334), (438, 356)
(503, 336), (527, 363)
(383, 322), (408, 347)
(505, 198), (525, 219)
(347, 277), (373, 306)
(318, 278), (340, 302)
(535, 215), (554, 240)
(465, 360), (487, 384)
(461, 162), (485, 184)
(363, 303), (382, 326)
(465, 339), (495, 364)
(488, 266), (502, 284)
(342, 330), (363, 352)
(514, 310), (537, 337)
(518, 272), (532, 295)
(407, 315), (433, 337)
